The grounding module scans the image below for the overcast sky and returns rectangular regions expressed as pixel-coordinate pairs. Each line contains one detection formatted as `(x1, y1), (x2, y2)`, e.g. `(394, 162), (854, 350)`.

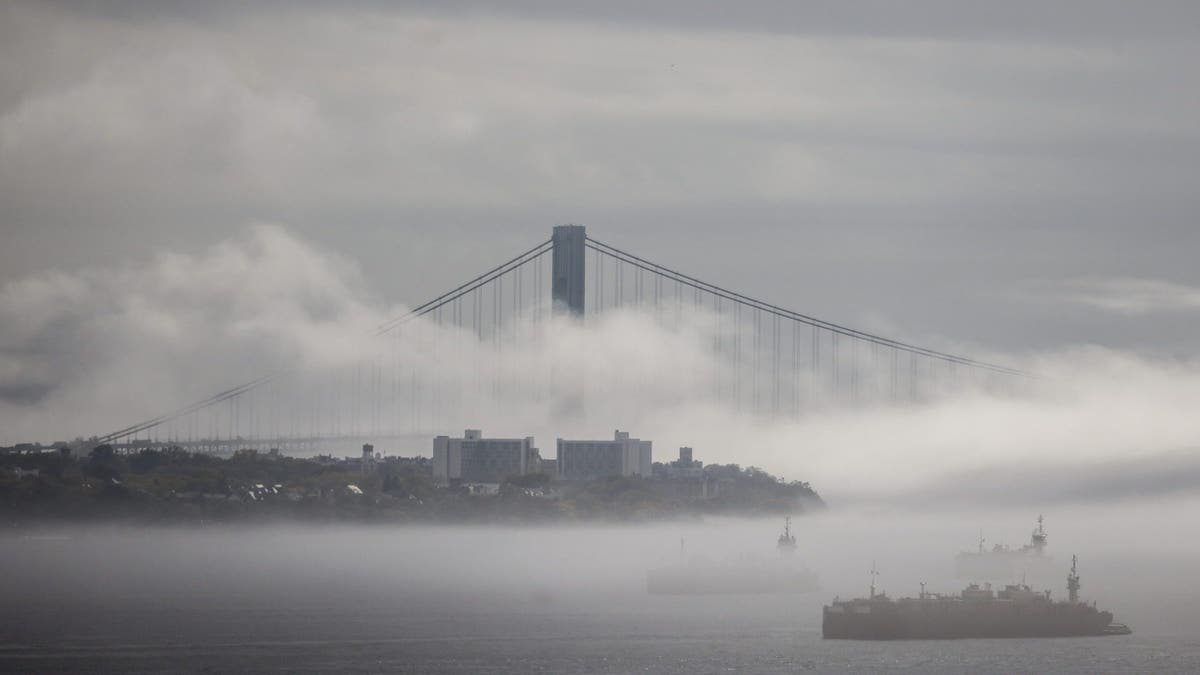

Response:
(3, 0), (1200, 358)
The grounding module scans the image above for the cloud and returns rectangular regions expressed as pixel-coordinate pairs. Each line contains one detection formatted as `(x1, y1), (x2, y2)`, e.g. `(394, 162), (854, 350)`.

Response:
(4, 3), (1200, 509)
(4, 225), (1200, 512)
(4, 1), (1200, 363)
(0, 224), (393, 440)
(4, 0), (1199, 224)
(1040, 277), (1200, 315)
(898, 449), (1200, 507)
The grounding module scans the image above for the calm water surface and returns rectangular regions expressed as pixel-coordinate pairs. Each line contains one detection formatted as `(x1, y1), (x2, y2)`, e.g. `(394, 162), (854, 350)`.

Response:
(2, 525), (1197, 674)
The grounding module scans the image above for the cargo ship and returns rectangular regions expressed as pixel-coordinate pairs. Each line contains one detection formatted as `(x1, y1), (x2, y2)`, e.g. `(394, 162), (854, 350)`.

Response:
(823, 556), (1131, 639)
(646, 518), (818, 595)
(955, 515), (1053, 581)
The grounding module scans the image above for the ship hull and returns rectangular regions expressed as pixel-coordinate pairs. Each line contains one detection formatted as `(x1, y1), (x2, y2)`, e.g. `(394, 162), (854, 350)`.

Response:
(823, 604), (1121, 640)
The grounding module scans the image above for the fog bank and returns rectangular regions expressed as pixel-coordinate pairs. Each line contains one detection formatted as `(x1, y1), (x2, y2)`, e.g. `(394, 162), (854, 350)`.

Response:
(2, 226), (1198, 509)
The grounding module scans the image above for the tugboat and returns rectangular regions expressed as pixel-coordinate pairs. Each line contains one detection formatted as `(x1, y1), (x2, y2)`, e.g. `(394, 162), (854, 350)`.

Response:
(955, 515), (1053, 581)
(823, 555), (1132, 639)
(647, 518), (818, 594)
(777, 517), (797, 553)
(1030, 515), (1048, 552)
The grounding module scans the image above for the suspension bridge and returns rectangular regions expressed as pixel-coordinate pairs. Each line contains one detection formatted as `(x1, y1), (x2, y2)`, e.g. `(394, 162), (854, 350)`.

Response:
(95, 225), (1024, 454)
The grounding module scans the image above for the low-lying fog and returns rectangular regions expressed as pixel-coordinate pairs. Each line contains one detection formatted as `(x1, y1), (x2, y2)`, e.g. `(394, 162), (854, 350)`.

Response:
(5, 500), (1199, 644)
(5, 226), (1200, 507)
(3, 227), (1199, 652)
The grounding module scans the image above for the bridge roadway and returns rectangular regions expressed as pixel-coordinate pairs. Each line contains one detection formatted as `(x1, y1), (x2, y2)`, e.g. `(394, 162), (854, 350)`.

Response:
(109, 433), (433, 456)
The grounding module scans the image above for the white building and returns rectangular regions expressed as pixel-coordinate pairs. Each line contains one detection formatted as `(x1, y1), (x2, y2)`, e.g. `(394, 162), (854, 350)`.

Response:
(557, 430), (652, 480)
(432, 429), (541, 484)
(665, 446), (704, 480)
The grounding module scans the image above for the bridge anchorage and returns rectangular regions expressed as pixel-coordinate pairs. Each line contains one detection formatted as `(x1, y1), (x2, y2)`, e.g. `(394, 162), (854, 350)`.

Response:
(96, 225), (1025, 454)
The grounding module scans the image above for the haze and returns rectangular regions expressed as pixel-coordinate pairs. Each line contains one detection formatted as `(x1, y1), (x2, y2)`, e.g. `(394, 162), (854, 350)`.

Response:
(2, 2), (1199, 672)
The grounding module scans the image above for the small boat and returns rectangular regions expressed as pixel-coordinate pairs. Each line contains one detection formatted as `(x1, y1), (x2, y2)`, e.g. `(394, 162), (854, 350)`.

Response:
(777, 517), (797, 553)
(647, 518), (818, 595)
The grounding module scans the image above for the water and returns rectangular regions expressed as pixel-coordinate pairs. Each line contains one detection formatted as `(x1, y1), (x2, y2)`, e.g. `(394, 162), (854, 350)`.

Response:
(2, 522), (1199, 674)
(4, 590), (1195, 673)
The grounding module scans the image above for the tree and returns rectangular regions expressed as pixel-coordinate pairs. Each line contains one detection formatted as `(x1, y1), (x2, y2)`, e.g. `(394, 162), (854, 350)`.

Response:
(504, 472), (551, 490)
(128, 449), (166, 474)
(85, 444), (122, 481)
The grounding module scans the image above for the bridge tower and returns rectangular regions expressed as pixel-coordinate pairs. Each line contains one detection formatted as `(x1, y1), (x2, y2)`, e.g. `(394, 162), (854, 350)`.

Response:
(550, 224), (586, 420)
(552, 224), (586, 316)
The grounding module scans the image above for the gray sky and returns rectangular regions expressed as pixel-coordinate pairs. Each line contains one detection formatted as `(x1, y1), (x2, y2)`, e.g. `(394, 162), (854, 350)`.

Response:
(5, 2), (1200, 508)
(4, 1), (1200, 357)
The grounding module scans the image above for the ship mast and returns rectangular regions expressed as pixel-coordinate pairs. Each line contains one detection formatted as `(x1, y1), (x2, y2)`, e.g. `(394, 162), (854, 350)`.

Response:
(1067, 554), (1081, 603)
(870, 561), (879, 599)
(1031, 515), (1048, 552)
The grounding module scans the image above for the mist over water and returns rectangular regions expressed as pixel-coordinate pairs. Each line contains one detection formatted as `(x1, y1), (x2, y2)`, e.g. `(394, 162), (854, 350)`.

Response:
(6, 0), (1200, 670)
(4, 504), (1200, 672)
(3, 228), (1200, 671)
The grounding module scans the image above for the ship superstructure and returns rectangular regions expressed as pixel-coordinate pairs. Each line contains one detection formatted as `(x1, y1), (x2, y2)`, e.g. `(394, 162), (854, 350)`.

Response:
(955, 515), (1053, 581)
(1030, 515), (1048, 553)
(823, 555), (1131, 639)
